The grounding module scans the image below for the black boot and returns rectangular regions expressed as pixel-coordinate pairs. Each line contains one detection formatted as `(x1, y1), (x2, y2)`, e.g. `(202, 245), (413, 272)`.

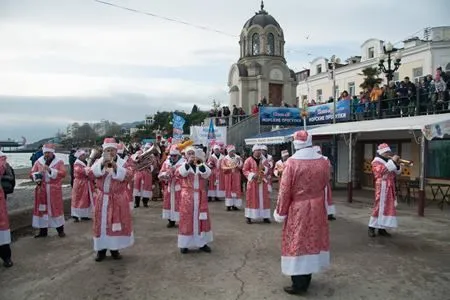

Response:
(284, 274), (311, 295)
(246, 218), (252, 224)
(368, 227), (376, 237)
(328, 214), (336, 221)
(226, 206), (232, 211)
(215, 197), (220, 202)
(34, 228), (48, 238)
(0, 245), (13, 268)
(134, 196), (140, 208)
(81, 217), (91, 221)
(378, 229), (392, 237)
(73, 217), (80, 222)
(263, 218), (271, 224)
(208, 197), (213, 202)
(200, 245), (211, 253)
(180, 248), (188, 254)
(95, 249), (107, 262)
(166, 220), (176, 228)
(142, 198), (149, 207)
(232, 206), (239, 211)
(110, 250), (122, 260)
(56, 226), (66, 238)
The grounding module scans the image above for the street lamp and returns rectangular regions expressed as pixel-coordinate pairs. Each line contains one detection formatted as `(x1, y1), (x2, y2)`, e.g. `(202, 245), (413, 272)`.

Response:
(329, 55), (341, 124)
(378, 42), (402, 85)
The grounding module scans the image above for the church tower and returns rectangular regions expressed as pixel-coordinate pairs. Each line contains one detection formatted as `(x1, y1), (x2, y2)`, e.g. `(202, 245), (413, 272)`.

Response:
(227, 1), (298, 113)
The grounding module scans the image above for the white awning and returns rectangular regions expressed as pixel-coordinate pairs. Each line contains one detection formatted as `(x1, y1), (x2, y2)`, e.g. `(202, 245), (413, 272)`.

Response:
(307, 114), (450, 136)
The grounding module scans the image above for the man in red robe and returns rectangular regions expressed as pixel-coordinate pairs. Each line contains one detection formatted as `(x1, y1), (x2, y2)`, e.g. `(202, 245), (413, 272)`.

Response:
(368, 143), (401, 237)
(261, 145), (274, 193)
(176, 147), (213, 254)
(71, 149), (94, 221)
(132, 143), (154, 208)
(91, 138), (134, 261)
(273, 150), (289, 178)
(30, 144), (67, 238)
(221, 145), (243, 211)
(207, 144), (225, 201)
(0, 151), (13, 267)
(274, 130), (330, 295)
(242, 145), (270, 224)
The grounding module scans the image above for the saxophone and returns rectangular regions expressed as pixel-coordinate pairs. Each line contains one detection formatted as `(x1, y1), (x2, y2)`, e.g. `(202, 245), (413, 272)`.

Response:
(257, 162), (265, 184)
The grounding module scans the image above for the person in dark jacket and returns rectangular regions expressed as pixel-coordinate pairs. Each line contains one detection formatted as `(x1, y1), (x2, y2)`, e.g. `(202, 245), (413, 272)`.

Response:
(69, 149), (77, 187)
(30, 146), (43, 167)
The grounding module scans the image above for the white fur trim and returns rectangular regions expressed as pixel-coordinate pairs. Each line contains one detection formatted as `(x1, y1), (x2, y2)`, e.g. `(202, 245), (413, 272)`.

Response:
(32, 215), (65, 228)
(368, 216), (398, 229)
(102, 143), (117, 149)
(178, 164), (190, 177)
(377, 147), (391, 155)
(327, 205), (336, 215)
(291, 147), (323, 160)
(0, 229), (11, 246)
(39, 204), (47, 212)
(175, 184), (181, 192)
(273, 210), (286, 223)
(111, 165), (126, 181)
(245, 208), (271, 219)
(281, 251), (330, 275)
(93, 233), (134, 251)
(293, 134), (313, 150)
(199, 212), (208, 220)
(71, 207), (92, 218)
(248, 172), (256, 181)
(162, 210), (180, 221)
(178, 231), (213, 249)
(91, 158), (106, 177)
(112, 223), (122, 232)
(48, 168), (58, 179)
(42, 147), (55, 153)
(225, 198), (242, 207)
(385, 160), (398, 172)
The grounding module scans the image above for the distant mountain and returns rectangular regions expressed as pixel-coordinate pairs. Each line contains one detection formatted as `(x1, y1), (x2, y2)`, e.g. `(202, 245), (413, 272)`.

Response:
(119, 121), (144, 129)
(26, 137), (54, 149)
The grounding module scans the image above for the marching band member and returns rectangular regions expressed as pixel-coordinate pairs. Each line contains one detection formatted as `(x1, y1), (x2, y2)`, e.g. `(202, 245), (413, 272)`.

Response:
(368, 143), (401, 237)
(132, 143), (154, 208)
(242, 145), (271, 224)
(207, 144), (225, 201)
(71, 149), (94, 221)
(313, 146), (336, 221)
(261, 145), (274, 193)
(176, 147), (213, 254)
(91, 138), (134, 262)
(159, 144), (185, 228)
(274, 150), (290, 178)
(221, 145), (243, 211)
(274, 130), (331, 295)
(30, 144), (67, 238)
(0, 151), (13, 267)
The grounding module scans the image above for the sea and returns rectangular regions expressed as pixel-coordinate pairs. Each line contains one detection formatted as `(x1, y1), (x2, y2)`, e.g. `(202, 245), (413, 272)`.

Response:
(4, 152), (69, 169)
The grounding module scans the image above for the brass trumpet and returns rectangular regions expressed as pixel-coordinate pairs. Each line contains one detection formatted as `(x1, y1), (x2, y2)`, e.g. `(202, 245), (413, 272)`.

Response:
(194, 158), (204, 166)
(257, 163), (265, 184)
(389, 156), (414, 166)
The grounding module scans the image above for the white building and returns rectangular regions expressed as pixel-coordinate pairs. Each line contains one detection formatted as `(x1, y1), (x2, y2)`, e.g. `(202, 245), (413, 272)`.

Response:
(66, 123), (80, 138)
(296, 26), (450, 104)
(144, 115), (154, 126)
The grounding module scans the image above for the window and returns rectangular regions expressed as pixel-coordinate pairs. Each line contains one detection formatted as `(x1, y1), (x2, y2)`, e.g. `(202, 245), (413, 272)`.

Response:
(252, 33), (260, 55)
(427, 139), (450, 179)
(267, 33), (274, 55)
(316, 64), (322, 74)
(348, 82), (355, 96)
(368, 47), (375, 59)
(412, 67), (423, 82)
(316, 89), (323, 102)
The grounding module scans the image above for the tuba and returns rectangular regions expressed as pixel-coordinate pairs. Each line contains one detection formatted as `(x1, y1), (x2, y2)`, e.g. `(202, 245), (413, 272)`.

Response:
(134, 145), (159, 171)
(88, 147), (103, 167)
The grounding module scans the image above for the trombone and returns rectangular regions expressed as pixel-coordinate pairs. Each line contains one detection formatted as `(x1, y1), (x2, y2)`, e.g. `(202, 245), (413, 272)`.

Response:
(388, 156), (413, 167)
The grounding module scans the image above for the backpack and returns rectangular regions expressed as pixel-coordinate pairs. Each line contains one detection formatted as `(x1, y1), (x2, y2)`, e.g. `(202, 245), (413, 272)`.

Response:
(1, 164), (16, 195)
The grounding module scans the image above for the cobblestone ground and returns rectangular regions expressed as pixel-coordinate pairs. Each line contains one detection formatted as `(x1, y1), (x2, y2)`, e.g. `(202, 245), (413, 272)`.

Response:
(1, 193), (449, 300)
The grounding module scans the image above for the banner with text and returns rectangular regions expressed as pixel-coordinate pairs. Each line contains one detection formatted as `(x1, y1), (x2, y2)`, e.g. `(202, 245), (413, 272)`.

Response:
(259, 100), (351, 126)
(190, 126), (227, 145)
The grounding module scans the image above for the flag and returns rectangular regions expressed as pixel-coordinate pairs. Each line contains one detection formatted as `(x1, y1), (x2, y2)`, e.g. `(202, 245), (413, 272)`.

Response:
(207, 119), (216, 141)
(172, 113), (186, 142)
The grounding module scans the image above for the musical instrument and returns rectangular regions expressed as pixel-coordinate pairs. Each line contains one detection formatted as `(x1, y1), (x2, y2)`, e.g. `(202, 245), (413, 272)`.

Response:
(275, 163), (285, 177)
(88, 147), (102, 167)
(388, 156), (414, 166)
(135, 146), (158, 171)
(222, 157), (240, 170)
(102, 152), (114, 168)
(257, 162), (265, 184)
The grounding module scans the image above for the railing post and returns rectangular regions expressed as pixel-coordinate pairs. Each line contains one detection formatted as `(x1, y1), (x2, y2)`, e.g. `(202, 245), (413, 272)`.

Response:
(415, 89), (420, 116)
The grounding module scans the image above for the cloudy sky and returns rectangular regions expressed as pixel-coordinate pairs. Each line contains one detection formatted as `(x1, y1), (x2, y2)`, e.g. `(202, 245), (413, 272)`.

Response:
(0, 0), (447, 142)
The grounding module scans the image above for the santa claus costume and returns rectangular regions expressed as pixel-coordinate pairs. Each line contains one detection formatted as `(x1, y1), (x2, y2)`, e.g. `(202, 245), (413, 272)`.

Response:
(273, 150), (290, 178)
(261, 145), (275, 193)
(176, 147), (213, 254)
(117, 143), (136, 211)
(71, 149), (94, 221)
(274, 130), (331, 295)
(222, 145), (243, 211)
(368, 143), (401, 237)
(312, 145), (336, 221)
(0, 151), (13, 267)
(158, 144), (185, 228)
(242, 145), (271, 224)
(30, 144), (67, 238)
(91, 138), (134, 261)
(132, 143), (154, 208)
(207, 144), (225, 201)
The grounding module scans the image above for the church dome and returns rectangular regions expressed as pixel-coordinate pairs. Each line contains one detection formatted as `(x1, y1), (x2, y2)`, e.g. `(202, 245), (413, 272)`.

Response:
(243, 1), (282, 32)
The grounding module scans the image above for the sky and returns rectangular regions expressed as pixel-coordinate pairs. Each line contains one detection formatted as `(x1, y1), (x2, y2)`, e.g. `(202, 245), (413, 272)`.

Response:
(0, 0), (448, 143)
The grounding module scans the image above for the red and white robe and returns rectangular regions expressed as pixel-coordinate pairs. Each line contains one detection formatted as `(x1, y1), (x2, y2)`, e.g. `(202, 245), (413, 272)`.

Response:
(0, 163), (10, 246)
(176, 163), (213, 249)
(369, 157), (401, 229)
(322, 156), (336, 215)
(159, 158), (185, 221)
(123, 155), (136, 211)
(274, 147), (330, 275)
(71, 159), (94, 218)
(222, 155), (243, 208)
(31, 157), (67, 229)
(242, 156), (270, 219)
(273, 159), (285, 178)
(133, 166), (153, 199)
(207, 153), (225, 198)
(91, 156), (134, 251)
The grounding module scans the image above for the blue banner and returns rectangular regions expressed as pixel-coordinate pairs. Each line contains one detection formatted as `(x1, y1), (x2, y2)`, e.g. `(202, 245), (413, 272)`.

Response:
(207, 119), (216, 140)
(259, 100), (350, 126)
(172, 113), (186, 141)
(306, 100), (350, 124)
(259, 107), (302, 126)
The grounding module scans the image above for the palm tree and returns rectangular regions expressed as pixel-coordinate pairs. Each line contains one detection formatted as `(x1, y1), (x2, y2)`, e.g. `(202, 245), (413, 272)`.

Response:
(359, 67), (383, 91)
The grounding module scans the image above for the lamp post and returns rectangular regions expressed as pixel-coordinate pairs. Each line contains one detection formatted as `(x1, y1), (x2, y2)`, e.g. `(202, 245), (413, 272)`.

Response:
(378, 42), (402, 85)
(329, 55), (341, 124)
